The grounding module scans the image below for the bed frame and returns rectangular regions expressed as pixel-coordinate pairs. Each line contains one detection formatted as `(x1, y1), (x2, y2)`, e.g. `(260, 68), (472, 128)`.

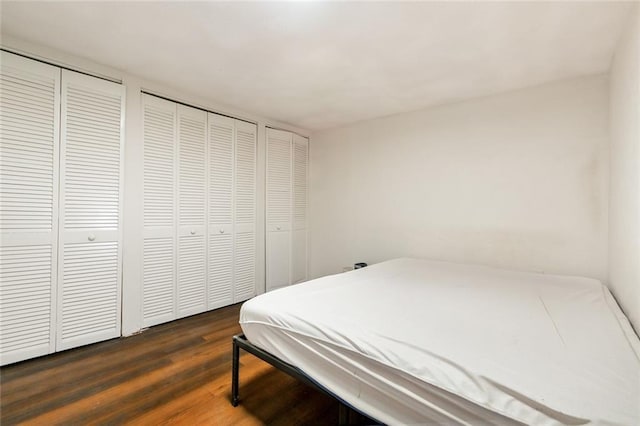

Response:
(231, 334), (380, 425)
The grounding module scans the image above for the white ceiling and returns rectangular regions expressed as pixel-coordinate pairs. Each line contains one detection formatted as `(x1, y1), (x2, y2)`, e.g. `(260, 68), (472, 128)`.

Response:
(0, 1), (633, 131)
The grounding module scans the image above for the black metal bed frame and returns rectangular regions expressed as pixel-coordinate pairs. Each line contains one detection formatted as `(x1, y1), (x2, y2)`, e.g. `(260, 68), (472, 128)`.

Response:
(231, 334), (381, 425)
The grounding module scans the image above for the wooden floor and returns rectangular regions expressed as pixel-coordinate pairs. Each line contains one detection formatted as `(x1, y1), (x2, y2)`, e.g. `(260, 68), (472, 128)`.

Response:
(0, 303), (339, 425)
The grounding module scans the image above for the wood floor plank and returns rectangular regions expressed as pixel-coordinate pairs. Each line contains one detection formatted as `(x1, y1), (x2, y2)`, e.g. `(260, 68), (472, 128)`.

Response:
(0, 303), (341, 425)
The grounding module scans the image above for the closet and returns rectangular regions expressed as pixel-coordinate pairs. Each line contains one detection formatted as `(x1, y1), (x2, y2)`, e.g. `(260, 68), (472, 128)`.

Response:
(0, 51), (125, 365)
(266, 128), (308, 291)
(142, 94), (257, 328)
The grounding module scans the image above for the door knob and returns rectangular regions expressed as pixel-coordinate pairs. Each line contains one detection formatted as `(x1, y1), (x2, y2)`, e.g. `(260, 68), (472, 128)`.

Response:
(88, 234), (96, 241)
(219, 229), (225, 234)
(190, 230), (196, 235)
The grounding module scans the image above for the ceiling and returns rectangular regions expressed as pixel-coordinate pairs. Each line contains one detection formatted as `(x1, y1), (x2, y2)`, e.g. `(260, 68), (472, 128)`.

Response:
(0, 1), (633, 131)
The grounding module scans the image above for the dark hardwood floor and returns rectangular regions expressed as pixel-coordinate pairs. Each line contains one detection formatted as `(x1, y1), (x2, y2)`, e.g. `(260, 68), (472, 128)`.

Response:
(0, 303), (339, 425)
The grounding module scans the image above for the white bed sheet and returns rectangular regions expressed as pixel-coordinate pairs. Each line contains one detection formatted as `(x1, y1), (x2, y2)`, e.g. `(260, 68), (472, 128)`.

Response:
(240, 258), (640, 425)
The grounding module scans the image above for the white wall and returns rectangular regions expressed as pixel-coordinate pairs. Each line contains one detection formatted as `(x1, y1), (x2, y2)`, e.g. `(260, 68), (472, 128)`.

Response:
(609, 6), (640, 331)
(1, 36), (310, 336)
(309, 76), (610, 281)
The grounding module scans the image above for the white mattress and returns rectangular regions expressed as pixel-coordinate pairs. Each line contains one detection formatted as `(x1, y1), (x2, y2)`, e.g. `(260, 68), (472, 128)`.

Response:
(240, 258), (640, 425)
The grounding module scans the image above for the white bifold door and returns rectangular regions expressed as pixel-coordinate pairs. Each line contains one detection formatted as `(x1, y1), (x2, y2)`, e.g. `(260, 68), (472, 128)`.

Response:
(0, 51), (125, 365)
(208, 114), (257, 310)
(177, 105), (207, 318)
(143, 97), (209, 325)
(57, 69), (125, 350)
(291, 134), (309, 284)
(141, 95), (177, 326)
(266, 129), (308, 292)
(142, 94), (257, 328)
(0, 52), (60, 365)
(233, 120), (257, 302)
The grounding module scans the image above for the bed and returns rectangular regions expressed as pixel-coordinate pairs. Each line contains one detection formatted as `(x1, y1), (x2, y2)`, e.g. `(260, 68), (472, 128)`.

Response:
(233, 258), (640, 425)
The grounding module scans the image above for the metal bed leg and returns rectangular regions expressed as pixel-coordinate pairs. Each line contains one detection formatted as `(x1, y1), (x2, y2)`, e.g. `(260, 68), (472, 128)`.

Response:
(231, 336), (240, 406)
(338, 403), (349, 425)
(230, 334), (379, 424)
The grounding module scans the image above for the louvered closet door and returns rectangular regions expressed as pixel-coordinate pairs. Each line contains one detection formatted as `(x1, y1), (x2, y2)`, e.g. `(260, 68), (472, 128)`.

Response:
(234, 120), (257, 302)
(207, 113), (234, 310)
(266, 128), (292, 291)
(142, 94), (176, 327)
(291, 135), (308, 284)
(57, 70), (125, 351)
(0, 52), (60, 365)
(177, 105), (207, 318)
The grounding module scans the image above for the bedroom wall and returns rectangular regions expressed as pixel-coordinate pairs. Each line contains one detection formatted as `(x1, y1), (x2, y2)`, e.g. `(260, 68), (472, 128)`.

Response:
(309, 75), (610, 281)
(608, 6), (640, 331)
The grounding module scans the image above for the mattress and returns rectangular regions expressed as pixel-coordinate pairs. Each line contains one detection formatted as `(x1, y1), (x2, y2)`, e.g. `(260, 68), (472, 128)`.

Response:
(240, 258), (640, 425)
